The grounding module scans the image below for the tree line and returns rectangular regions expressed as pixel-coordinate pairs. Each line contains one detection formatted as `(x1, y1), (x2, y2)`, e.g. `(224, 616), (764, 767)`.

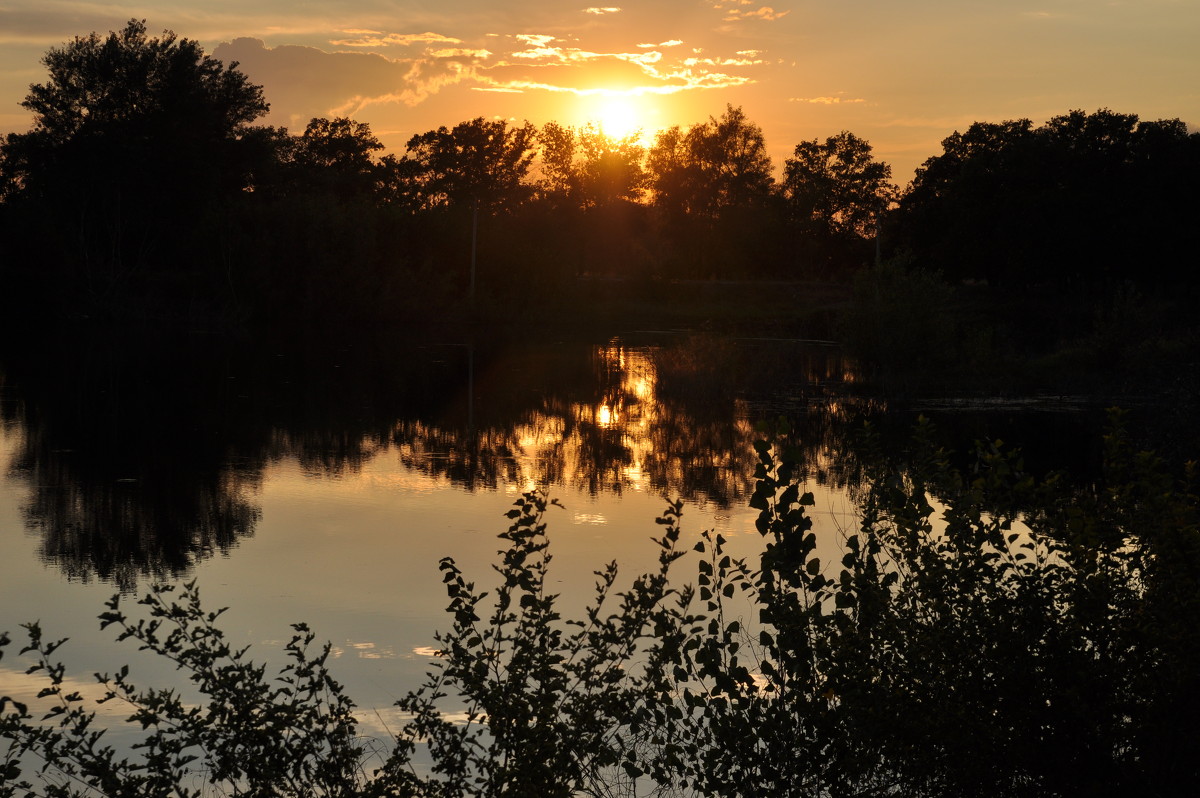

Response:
(1, 20), (1197, 325)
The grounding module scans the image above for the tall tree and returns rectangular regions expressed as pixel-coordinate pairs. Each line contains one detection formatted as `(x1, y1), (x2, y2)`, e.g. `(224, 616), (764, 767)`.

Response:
(534, 121), (581, 206)
(647, 105), (774, 220)
(403, 117), (537, 211)
(782, 131), (896, 273)
(896, 110), (1200, 290)
(783, 131), (895, 239)
(291, 117), (384, 200)
(575, 125), (647, 208)
(688, 104), (775, 215)
(646, 106), (777, 277)
(0, 19), (270, 293)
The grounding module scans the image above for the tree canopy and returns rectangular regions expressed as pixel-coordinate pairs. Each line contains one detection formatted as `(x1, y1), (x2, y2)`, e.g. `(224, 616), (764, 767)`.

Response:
(3, 19), (267, 198)
(0, 19), (271, 291)
(782, 131), (895, 273)
(403, 117), (537, 211)
(896, 109), (1200, 290)
(646, 104), (774, 220)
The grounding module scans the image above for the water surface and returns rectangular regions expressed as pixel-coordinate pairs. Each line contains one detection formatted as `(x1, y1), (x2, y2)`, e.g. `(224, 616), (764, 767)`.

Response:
(0, 327), (1103, 731)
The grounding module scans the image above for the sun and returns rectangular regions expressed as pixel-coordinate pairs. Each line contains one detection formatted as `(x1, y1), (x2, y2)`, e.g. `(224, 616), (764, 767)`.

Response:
(575, 93), (660, 142)
(567, 91), (664, 144)
(593, 96), (640, 139)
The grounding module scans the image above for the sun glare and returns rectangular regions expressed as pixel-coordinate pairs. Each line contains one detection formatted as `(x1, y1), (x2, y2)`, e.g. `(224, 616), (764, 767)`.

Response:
(573, 93), (663, 143)
(594, 96), (640, 139)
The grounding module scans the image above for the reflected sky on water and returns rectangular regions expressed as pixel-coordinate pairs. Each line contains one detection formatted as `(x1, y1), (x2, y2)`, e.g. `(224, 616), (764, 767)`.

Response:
(0, 327), (1100, 722)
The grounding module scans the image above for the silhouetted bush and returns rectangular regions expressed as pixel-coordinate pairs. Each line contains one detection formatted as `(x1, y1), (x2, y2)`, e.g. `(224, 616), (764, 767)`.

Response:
(5, 415), (1198, 796)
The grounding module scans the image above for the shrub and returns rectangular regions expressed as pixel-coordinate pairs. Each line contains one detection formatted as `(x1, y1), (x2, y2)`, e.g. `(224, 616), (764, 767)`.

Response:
(4, 415), (1199, 796)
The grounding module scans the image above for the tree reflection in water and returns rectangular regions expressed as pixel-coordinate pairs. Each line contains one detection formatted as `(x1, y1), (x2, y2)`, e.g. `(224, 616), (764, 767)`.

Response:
(2, 327), (1097, 590)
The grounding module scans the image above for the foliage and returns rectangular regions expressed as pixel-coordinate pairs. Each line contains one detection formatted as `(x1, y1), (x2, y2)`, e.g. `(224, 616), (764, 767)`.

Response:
(533, 123), (647, 209)
(644, 106), (781, 277)
(16, 20), (266, 149)
(0, 583), (366, 797)
(372, 492), (690, 797)
(784, 131), (895, 239)
(646, 105), (774, 221)
(282, 117), (386, 201)
(0, 495), (693, 798)
(895, 109), (1200, 291)
(4, 415), (1199, 796)
(0, 19), (268, 242)
(782, 131), (896, 274)
(403, 118), (538, 211)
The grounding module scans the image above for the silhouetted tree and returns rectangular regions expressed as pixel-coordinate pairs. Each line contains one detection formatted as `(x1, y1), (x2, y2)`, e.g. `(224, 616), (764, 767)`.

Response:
(688, 104), (775, 215)
(534, 121), (582, 206)
(523, 122), (652, 278)
(283, 117), (385, 201)
(576, 125), (648, 208)
(403, 117), (537, 211)
(783, 131), (896, 274)
(895, 109), (1200, 292)
(647, 104), (774, 221)
(647, 105), (776, 277)
(0, 19), (270, 313)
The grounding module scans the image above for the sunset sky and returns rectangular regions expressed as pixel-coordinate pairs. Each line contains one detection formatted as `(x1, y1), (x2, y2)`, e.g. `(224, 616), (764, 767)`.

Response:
(1, 0), (1197, 182)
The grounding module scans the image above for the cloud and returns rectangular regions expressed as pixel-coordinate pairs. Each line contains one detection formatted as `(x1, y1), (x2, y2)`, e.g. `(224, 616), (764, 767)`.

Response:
(789, 96), (865, 104)
(206, 20), (769, 131)
(516, 34), (557, 47)
(212, 38), (475, 127)
(472, 26), (765, 99)
(583, 7), (622, 14)
(478, 55), (754, 96)
(428, 48), (492, 59)
(712, 1), (791, 22)
(742, 7), (790, 21)
(684, 55), (766, 67)
(330, 31), (464, 48)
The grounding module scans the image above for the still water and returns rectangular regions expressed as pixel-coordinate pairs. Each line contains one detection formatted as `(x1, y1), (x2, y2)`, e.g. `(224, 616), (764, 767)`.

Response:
(0, 327), (1100, 738)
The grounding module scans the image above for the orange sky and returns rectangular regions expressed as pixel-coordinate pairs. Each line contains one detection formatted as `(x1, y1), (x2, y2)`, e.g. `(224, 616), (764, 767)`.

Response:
(1, 1), (1197, 182)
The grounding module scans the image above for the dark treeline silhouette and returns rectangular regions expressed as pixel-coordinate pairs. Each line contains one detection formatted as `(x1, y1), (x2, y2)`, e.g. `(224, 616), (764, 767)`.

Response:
(893, 110), (1200, 293)
(0, 20), (886, 324)
(1, 20), (1198, 380)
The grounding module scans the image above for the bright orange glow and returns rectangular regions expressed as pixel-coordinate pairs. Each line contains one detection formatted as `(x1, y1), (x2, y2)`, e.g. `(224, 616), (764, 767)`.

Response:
(592, 96), (640, 139)
(572, 93), (663, 144)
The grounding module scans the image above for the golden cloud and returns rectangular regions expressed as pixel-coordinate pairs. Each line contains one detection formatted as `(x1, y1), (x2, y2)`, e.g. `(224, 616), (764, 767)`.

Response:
(584, 6), (622, 14)
(684, 56), (765, 67)
(478, 55), (753, 96)
(789, 96), (866, 104)
(742, 7), (790, 21)
(713, 1), (791, 22)
(330, 31), (463, 48)
(515, 34), (557, 47)
(208, 20), (766, 130)
(428, 48), (492, 59)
